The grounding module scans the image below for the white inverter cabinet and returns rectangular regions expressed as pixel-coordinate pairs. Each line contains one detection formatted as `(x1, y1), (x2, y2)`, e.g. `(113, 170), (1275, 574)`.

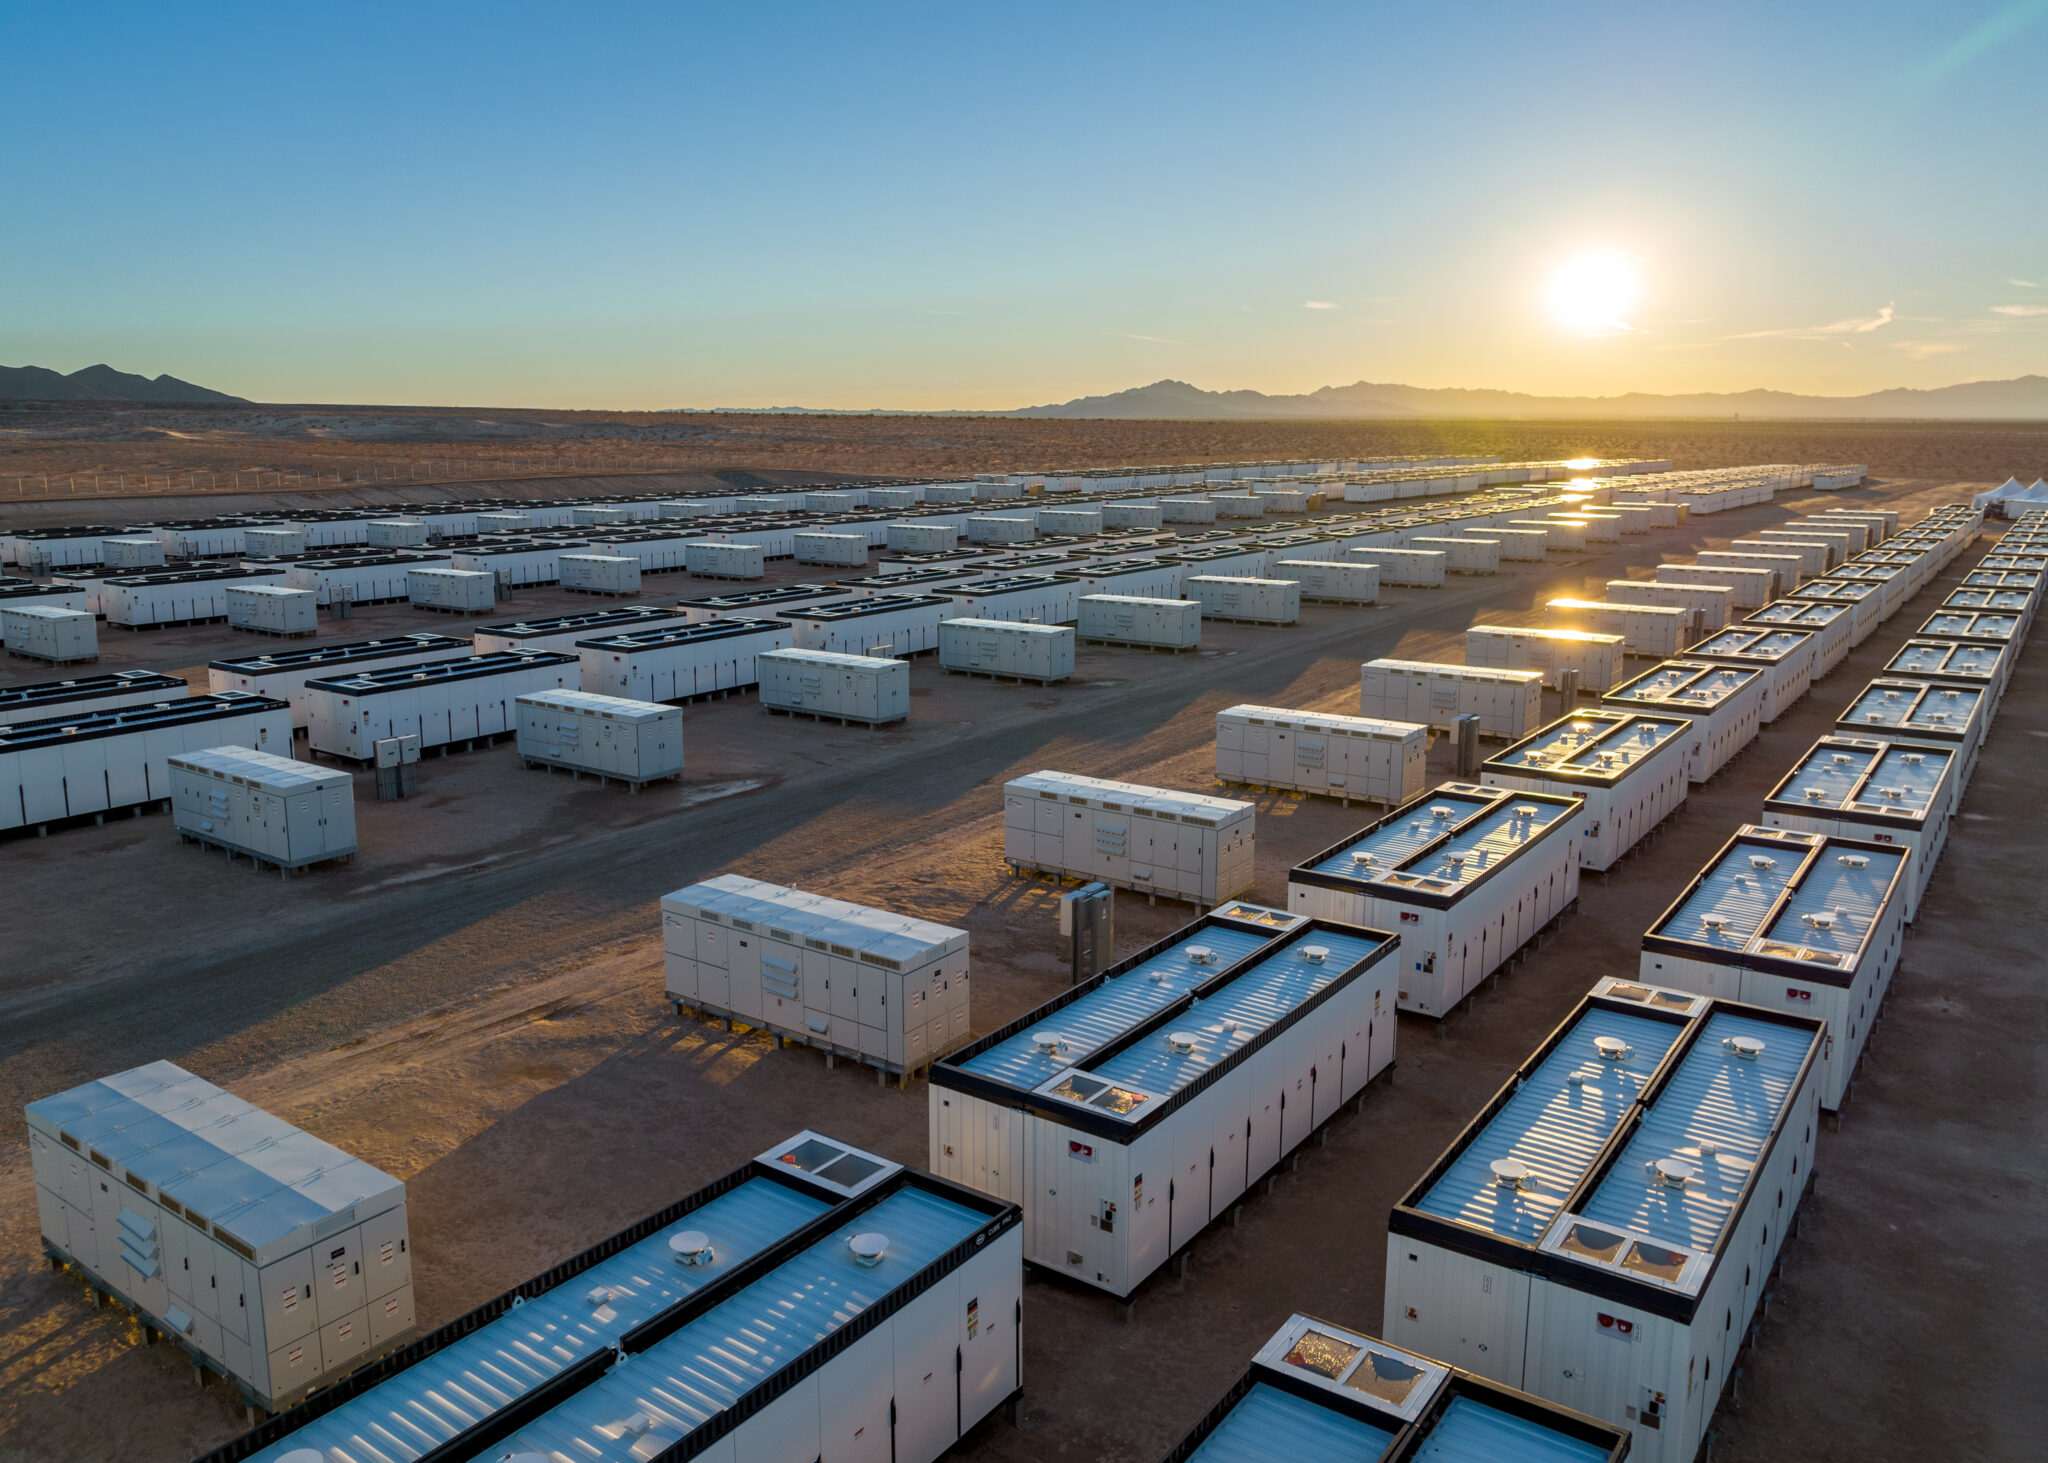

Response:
(27, 1060), (414, 1414)
(1288, 783), (1581, 1017)
(1639, 824), (1906, 1110)
(302, 651), (577, 760)
(1384, 978), (1824, 1463)
(1466, 625), (1624, 694)
(1360, 658), (1544, 739)
(937, 617), (1074, 683)
(226, 585), (318, 637)
(663, 875), (971, 1076)
(405, 567), (496, 614)
(929, 906), (1396, 1300)
(1601, 659), (1766, 784)
(515, 690), (684, 789)
(1270, 558), (1380, 603)
(1215, 703), (1428, 806)
(2, 604), (98, 664)
(1077, 593), (1202, 649)
(169, 746), (358, 870)
(1480, 709), (1691, 870)
(1186, 575), (1300, 624)
(557, 552), (643, 595)
(1004, 769), (1254, 904)
(1760, 736), (1954, 922)
(758, 647), (910, 726)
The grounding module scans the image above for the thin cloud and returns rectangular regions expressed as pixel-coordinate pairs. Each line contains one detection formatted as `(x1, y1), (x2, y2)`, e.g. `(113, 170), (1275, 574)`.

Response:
(2009, 278), (2041, 288)
(1729, 303), (1895, 340)
(1893, 340), (1969, 359)
(1117, 332), (1182, 344)
(1991, 304), (2048, 316)
(1303, 300), (1339, 310)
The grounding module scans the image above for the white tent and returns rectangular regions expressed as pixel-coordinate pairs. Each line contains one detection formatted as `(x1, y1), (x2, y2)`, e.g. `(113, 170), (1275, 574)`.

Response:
(1971, 475), (2048, 513)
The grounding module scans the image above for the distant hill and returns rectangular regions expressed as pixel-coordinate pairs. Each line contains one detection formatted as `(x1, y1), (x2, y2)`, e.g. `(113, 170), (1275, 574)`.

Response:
(0, 364), (245, 404)
(1012, 376), (2048, 421)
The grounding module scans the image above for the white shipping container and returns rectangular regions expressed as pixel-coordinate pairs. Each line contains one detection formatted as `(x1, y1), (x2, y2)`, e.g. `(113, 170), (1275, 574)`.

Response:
(1753, 530), (1845, 570)
(1186, 575), (1300, 624)
(1684, 626), (1816, 721)
(515, 689), (683, 787)
(472, 606), (688, 656)
(1216, 703), (1427, 805)
(0, 584), (90, 623)
(780, 592), (949, 656)
(1836, 678), (1988, 786)
(1100, 503), (1164, 529)
(1601, 659), (1766, 784)
(1544, 597), (1692, 658)
(1465, 624), (1624, 693)
(570, 505), (634, 526)
(1511, 518), (1586, 550)
(758, 647), (910, 726)
(0, 670), (187, 729)
(1476, 526), (1550, 560)
(473, 510), (532, 532)
(405, 567), (496, 613)
(303, 652), (576, 760)
(1655, 560), (1775, 609)
(1604, 577), (1732, 631)
(886, 522), (958, 554)
(1761, 735), (1953, 922)
(1160, 496), (1218, 523)
(1695, 550), (1798, 596)
(103, 537), (167, 570)
(966, 514), (1037, 544)
(365, 519), (429, 548)
(1384, 977), (1824, 1462)
(1071, 558), (1185, 599)
(682, 540), (765, 579)
(948, 575), (1080, 627)
(1269, 558), (1379, 603)
(577, 617), (792, 702)
(226, 585), (318, 637)
(557, 552), (643, 595)
(664, 875), (970, 1073)
(937, 617), (1074, 683)
(27, 1061), (412, 1414)
(0, 691), (290, 832)
(242, 527), (307, 558)
(1077, 594), (1202, 649)
(792, 531), (869, 566)
(1288, 783), (1581, 1016)
(2, 605), (97, 663)
(449, 538), (588, 586)
(170, 745), (357, 869)
(1556, 510), (1620, 541)
(289, 555), (450, 607)
(1002, 769), (1254, 903)
(206, 635), (471, 730)
(928, 907), (1393, 1298)
(1480, 709), (1691, 870)
(1410, 536), (1500, 574)
(1344, 546), (1447, 585)
(105, 568), (288, 626)
(1744, 599), (1854, 677)
(1036, 508), (1103, 536)
(1360, 658), (1544, 738)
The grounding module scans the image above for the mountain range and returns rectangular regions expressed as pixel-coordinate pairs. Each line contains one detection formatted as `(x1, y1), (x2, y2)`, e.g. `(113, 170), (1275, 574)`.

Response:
(0, 364), (245, 404)
(1010, 376), (2048, 420)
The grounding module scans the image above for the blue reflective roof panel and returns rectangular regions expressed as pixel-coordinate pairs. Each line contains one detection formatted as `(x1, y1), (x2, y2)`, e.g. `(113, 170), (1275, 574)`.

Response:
(246, 1177), (831, 1463)
(1886, 640), (2002, 679)
(960, 924), (1272, 1088)
(495, 1185), (987, 1463)
(1419, 1396), (1613, 1463)
(1653, 837), (1803, 952)
(1187, 1382), (1396, 1463)
(1839, 681), (1982, 735)
(1757, 844), (1907, 965)
(1306, 791), (1495, 878)
(1579, 1012), (1812, 1253)
(1770, 741), (1879, 810)
(1604, 661), (1761, 711)
(1089, 929), (1383, 1100)
(1487, 712), (1684, 781)
(1841, 745), (1950, 819)
(1415, 1008), (1684, 1242)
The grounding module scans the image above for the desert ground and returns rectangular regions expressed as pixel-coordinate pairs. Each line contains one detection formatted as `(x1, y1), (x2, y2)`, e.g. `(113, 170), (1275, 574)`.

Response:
(0, 435), (2041, 1462)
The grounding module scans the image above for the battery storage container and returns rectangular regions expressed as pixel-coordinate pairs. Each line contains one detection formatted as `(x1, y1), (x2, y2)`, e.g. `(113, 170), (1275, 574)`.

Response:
(1186, 576), (1300, 624)
(449, 537), (589, 587)
(1761, 736), (1954, 921)
(1602, 578), (1733, 631)
(929, 906), (1394, 1299)
(966, 514), (1038, 544)
(1343, 546), (1446, 585)
(1599, 659), (1764, 785)
(1639, 826), (1904, 1110)
(302, 652), (576, 760)
(682, 540), (766, 579)
(1360, 658), (1543, 739)
(1787, 578), (1883, 644)
(473, 607), (687, 656)
(1215, 704), (1427, 806)
(2, 605), (98, 663)
(1544, 598), (1692, 658)
(1004, 770), (1254, 904)
(0, 670), (186, 729)
(1655, 561), (1773, 610)
(207, 635), (471, 730)
(576, 618), (793, 702)
(557, 552), (643, 595)
(365, 519), (429, 548)
(405, 567), (496, 613)
(937, 618), (1074, 683)
(1037, 508), (1103, 536)
(1384, 978), (1824, 1462)
(105, 568), (288, 626)
(1269, 558), (1380, 603)
(1683, 627), (1816, 721)
(1287, 783), (1581, 1017)
(1834, 678), (1989, 785)
(886, 522), (958, 554)
(1477, 526), (1551, 561)
(758, 647), (910, 725)
(104, 536), (169, 569)
(1466, 625), (1624, 693)
(1410, 536), (1500, 574)
(26, 1061), (411, 1415)
(515, 690), (682, 788)
(1729, 538), (1826, 577)
(663, 875), (970, 1073)
(1480, 710), (1691, 870)
(170, 746), (357, 869)
(225, 586), (318, 637)
(779, 593), (950, 655)
(1078, 594), (1202, 649)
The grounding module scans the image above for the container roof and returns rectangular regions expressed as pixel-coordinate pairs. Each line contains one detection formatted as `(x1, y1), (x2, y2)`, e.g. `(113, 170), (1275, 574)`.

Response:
(303, 650), (573, 693)
(1649, 827), (1906, 972)
(1838, 679), (1982, 733)
(166, 745), (350, 791)
(1467, 624), (1625, 646)
(206, 634), (468, 674)
(1886, 638), (2004, 680)
(1690, 627), (1813, 662)
(1302, 786), (1574, 892)
(1767, 737), (1950, 822)
(243, 1177), (830, 1463)
(662, 874), (966, 964)
(1486, 711), (1686, 784)
(479, 607), (679, 637)
(0, 691), (282, 749)
(1219, 704), (1426, 742)
(495, 1185), (988, 1463)
(1943, 588), (2033, 612)
(1918, 610), (2020, 642)
(1604, 659), (1761, 710)
(1362, 657), (1543, 685)
(1747, 599), (1847, 626)
(0, 670), (185, 711)
(1184, 1383), (1398, 1463)
(579, 617), (790, 651)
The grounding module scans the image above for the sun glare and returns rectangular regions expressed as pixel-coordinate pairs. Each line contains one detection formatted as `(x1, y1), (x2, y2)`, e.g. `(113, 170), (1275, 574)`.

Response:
(1548, 250), (1638, 334)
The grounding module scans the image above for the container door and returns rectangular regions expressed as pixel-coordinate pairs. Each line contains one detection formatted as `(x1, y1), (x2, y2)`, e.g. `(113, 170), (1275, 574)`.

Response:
(358, 1204), (411, 1301)
(814, 1319), (892, 1463)
(1242, 721), (1271, 779)
(726, 935), (762, 1019)
(313, 1226), (365, 1326)
(891, 1271), (962, 1461)
(828, 955), (860, 1020)
(262, 1248), (317, 1346)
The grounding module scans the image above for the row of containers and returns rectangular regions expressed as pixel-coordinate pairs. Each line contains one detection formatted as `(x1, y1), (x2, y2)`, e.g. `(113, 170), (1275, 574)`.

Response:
(0, 467), (1733, 835)
(23, 499), (2022, 1463)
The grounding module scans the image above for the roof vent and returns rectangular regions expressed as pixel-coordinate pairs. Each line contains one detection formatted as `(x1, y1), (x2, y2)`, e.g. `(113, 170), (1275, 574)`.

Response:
(848, 1232), (889, 1267)
(1748, 855), (1776, 870)
(1148, 970), (1174, 986)
(1445, 852), (1468, 866)
(1725, 1034), (1766, 1061)
(668, 1230), (714, 1267)
(1802, 911), (1836, 930)
(1489, 1158), (1533, 1190)
(610, 1413), (656, 1442)
(1349, 851), (1377, 866)
(1701, 913), (1729, 930)
(1594, 1036), (1632, 1062)
(1651, 1157), (1698, 1188)
(1566, 1072), (1586, 1086)
(1030, 1031), (1065, 1055)
(1882, 690), (1901, 700)
(1430, 805), (1454, 819)
(584, 1284), (616, 1306)
(1830, 753), (1854, 765)
(1928, 712), (1948, 723)
(1839, 853), (1868, 868)
(1902, 752), (1924, 764)
(1167, 1030), (1200, 1054)
(1803, 787), (1828, 801)
(1302, 945), (1330, 963)
(1514, 805), (1538, 818)
(1185, 944), (1217, 965)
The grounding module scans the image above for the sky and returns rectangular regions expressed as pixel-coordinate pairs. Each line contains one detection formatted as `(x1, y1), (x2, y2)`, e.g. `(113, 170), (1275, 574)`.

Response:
(4, 1), (2046, 410)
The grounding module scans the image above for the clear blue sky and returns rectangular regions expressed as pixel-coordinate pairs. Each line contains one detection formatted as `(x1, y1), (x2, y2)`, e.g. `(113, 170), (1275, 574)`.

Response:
(4, 1), (2044, 408)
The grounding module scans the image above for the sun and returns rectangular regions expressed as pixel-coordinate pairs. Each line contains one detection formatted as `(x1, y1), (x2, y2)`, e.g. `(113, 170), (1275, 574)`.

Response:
(1548, 250), (1638, 334)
